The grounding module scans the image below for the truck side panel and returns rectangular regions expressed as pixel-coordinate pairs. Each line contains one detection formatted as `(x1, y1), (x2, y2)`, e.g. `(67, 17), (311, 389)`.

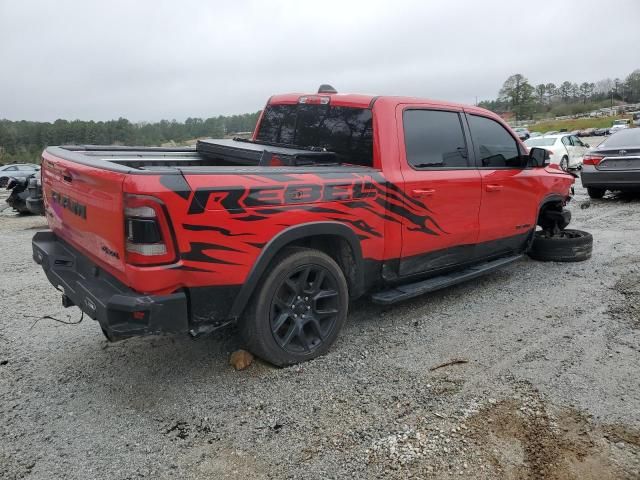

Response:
(124, 170), (397, 286)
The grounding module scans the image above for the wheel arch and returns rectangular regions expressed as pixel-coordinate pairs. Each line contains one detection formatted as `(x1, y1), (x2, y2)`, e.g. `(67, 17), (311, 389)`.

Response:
(228, 222), (364, 319)
(534, 194), (570, 237)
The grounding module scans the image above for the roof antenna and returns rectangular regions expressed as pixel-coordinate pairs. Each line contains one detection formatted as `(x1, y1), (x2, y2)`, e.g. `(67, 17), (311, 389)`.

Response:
(318, 84), (338, 94)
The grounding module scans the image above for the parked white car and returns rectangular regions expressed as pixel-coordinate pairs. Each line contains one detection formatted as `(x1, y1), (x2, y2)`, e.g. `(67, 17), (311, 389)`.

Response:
(524, 134), (590, 170)
(609, 119), (631, 135)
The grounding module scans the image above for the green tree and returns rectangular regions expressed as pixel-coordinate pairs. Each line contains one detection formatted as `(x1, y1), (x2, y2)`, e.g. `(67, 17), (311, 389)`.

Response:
(545, 83), (557, 103)
(499, 74), (535, 120)
(579, 82), (594, 103)
(534, 84), (546, 104)
(624, 69), (640, 103)
(558, 81), (573, 101)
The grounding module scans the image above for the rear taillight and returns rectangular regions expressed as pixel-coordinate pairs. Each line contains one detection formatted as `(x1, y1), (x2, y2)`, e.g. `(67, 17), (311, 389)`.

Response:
(124, 194), (176, 266)
(583, 154), (604, 166)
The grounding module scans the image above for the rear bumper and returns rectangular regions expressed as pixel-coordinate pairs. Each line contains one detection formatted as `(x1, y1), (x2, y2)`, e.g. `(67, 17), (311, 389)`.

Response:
(32, 231), (188, 340)
(581, 169), (640, 189)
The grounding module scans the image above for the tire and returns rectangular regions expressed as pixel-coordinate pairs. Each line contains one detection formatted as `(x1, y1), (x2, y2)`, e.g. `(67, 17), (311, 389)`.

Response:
(239, 247), (349, 366)
(559, 156), (569, 172)
(587, 187), (605, 199)
(528, 229), (592, 262)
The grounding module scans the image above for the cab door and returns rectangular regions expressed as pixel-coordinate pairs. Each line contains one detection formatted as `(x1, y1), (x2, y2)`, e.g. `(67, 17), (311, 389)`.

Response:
(465, 112), (539, 258)
(396, 106), (482, 277)
(569, 135), (588, 167)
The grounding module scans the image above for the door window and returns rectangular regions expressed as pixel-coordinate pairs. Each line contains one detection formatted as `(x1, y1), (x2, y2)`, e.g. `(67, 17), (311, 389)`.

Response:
(570, 136), (584, 147)
(403, 109), (469, 168)
(561, 136), (571, 147)
(467, 115), (523, 168)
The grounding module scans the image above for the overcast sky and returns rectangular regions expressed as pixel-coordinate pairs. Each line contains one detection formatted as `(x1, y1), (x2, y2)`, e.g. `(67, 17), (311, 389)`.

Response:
(1, 0), (639, 122)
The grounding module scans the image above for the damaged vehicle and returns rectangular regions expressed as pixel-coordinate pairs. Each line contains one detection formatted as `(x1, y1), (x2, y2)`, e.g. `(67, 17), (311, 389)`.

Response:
(4, 173), (44, 215)
(31, 87), (592, 365)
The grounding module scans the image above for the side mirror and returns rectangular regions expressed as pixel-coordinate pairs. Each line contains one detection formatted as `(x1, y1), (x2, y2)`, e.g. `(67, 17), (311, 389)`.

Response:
(528, 147), (550, 168)
(585, 143), (590, 148)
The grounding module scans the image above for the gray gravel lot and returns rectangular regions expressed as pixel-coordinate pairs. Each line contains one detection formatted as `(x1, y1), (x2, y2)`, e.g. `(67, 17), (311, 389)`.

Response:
(1, 154), (640, 479)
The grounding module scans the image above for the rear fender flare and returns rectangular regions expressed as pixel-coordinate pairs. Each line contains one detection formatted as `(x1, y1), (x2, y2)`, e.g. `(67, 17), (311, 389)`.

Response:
(229, 222), (364, 319)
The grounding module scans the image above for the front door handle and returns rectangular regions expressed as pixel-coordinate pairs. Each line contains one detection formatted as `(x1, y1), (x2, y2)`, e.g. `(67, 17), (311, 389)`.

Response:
(485, 184), (503, 192)
(410, 188), (436, 198)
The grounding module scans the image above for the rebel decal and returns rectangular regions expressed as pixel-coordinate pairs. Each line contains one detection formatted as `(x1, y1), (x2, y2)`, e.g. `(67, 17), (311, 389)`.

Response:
(160, 174), (191, 201)
(182, 224), (250, 236)
(170, 265), (216, 273)
(181, 242), (244, 264)
(186, 178), (377, 214)
(245, 241), (266, 249)
(159, 171), (454, 278)
(327, 217), (382, 238)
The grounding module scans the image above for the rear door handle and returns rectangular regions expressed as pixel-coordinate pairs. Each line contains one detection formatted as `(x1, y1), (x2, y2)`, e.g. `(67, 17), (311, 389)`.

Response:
(410, 188), (436, 198)
(485, 184), (503, 192)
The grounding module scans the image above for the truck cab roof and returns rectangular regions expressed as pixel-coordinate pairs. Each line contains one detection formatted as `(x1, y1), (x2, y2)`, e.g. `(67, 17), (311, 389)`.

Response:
(268, 92), (488, 115)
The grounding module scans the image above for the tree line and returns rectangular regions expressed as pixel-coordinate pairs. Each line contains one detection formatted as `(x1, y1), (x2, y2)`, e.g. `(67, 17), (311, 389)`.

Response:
(0, 112), (261, 164)
(479, 68), (640, 120)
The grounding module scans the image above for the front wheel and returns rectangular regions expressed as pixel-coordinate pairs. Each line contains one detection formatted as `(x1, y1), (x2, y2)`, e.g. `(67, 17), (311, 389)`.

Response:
(528, 229), (592, 262)
(239, 247), (349, 366)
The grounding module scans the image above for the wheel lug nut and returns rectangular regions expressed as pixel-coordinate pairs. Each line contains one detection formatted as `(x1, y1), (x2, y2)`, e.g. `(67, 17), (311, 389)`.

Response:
(307, 306), (311, 310)
(304, 297), (308, 301)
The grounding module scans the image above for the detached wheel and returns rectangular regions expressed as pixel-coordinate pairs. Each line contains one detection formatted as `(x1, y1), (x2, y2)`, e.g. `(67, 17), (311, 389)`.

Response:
(587, 187), (605, 199)
(240, 247), (349, 366)
(528, 229), (592, 262)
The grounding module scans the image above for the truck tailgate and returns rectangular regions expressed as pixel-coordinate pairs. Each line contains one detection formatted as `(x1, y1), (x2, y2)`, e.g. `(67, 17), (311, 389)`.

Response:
(41, 151), (127, 274)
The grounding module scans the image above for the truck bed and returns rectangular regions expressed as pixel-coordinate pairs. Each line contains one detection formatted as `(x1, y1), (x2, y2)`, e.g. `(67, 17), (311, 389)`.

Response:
(47, 138), (348, 174)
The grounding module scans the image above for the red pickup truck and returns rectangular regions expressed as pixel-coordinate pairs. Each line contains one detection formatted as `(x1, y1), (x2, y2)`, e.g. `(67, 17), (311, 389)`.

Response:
(32, 86), (590, 365)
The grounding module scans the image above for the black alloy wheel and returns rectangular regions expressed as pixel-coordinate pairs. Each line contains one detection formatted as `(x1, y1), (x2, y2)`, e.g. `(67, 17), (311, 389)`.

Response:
(270, 264), (340, 354)
(240, 247), (349, 366)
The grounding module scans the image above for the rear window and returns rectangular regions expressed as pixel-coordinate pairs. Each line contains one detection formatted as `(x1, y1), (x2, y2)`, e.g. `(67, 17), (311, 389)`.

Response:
(255, 104), (374, 166)
(525, 137), (556, 146)
(600, 128), (640, 147)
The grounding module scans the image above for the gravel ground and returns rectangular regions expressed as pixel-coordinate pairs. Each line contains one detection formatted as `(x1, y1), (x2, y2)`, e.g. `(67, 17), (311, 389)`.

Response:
(1, 152), (640, 479)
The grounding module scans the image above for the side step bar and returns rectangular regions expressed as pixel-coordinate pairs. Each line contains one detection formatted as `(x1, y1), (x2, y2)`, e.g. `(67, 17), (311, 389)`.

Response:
(371, 254), (523, 305)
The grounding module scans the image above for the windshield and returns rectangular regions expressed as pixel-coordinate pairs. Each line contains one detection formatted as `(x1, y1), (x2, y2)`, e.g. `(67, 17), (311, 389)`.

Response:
(255, 104), (374, 166)
(525, 137), (556, 146)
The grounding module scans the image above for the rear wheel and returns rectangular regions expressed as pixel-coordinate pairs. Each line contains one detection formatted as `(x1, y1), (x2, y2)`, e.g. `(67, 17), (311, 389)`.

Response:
(528, 229), (592, 262)
(587, 187), (605, 199)
(559, 156), (569, 172)
(239, 247), (349, 366)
